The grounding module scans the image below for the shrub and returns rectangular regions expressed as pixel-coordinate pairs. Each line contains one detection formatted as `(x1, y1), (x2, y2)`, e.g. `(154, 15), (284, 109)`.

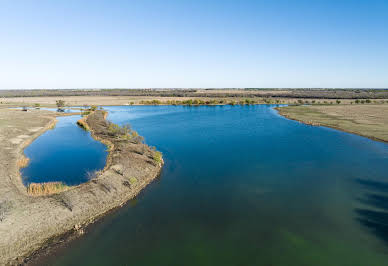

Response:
(129, 177), (137, 184)
(107, 122), (144, 143)
(366, 99), (371, 104)
(355, 99), (360, 104)
(153, 151), (163, 164)
(56, 100), (65, 108)
(336, 100), (341, 104)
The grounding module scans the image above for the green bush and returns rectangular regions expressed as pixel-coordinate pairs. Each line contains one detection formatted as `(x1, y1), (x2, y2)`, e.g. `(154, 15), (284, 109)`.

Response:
(153, 151), (163, 164)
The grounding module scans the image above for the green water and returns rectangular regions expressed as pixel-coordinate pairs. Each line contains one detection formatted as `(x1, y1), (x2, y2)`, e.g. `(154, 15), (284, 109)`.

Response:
(42, 105), (388, 265)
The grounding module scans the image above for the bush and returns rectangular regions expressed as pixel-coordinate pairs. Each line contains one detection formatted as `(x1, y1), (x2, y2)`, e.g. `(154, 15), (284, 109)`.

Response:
(336, 100), (341, 104)
(107, 123), (144, 143)
(153, 151), (163, 164)
(56, 100), (65, 108)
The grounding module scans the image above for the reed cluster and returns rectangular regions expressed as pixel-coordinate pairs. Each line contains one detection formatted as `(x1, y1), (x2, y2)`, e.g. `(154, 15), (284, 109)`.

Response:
(17, 156), (30, 168)
(27, 182), (69, 196)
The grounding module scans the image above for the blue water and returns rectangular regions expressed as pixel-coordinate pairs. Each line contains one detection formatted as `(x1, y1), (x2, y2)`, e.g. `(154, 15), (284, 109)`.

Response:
(21, 115), (107, 185)
(37, 105), (388, 265)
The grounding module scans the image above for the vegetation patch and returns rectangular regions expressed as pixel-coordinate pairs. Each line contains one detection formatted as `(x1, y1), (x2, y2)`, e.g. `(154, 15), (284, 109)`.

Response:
(27, 182), (69, 196)
(17, 156), (30, 168)
(77, 117), (91, 131)
(129, 177), (137, 184)
(107, 122), (144, 143)
(153, 151), (163, 164)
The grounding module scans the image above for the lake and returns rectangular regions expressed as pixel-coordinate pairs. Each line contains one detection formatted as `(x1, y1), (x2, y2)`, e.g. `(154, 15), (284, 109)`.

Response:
(38, 105), (388, 265)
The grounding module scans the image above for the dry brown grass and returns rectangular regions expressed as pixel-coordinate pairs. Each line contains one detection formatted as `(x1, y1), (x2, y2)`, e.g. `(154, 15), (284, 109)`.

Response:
(4, 95), (386, 107)
(276, 104), (388, 143)
(76, 116), (91, 131)
(17, 156), (30, 168)
(27, 182), (69, 196)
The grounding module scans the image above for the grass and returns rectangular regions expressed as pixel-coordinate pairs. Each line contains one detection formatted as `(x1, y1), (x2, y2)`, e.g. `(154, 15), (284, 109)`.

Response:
(77, 117), (90, 131)
(276, 105), (388, 142)
(17, 156), (30, 168)
(27, 182), (69, 196)
(129, 177), (137, 184)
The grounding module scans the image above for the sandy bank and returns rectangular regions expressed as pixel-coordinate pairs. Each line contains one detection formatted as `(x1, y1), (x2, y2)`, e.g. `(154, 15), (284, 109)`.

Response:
(0, 109), (163, 265)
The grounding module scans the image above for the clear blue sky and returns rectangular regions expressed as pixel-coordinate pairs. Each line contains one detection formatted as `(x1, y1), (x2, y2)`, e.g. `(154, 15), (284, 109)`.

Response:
(0, 0), (387, 89)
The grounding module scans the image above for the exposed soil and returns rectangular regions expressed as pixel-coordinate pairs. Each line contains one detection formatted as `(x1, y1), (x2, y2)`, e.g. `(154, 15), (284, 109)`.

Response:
(0, 109), (163, 265)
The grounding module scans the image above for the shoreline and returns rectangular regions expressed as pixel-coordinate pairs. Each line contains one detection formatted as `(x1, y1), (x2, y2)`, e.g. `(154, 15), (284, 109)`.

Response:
(0, 109), (163, 265)
(275, 106), (388, 144)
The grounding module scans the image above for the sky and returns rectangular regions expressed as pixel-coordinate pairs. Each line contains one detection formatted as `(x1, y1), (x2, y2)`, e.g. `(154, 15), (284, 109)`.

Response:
(0, 0), (387, 89)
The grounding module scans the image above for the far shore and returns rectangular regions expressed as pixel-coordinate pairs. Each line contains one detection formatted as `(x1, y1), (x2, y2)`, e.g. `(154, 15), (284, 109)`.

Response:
(275, 105), (388, 144)
(2, 94), (388, 108)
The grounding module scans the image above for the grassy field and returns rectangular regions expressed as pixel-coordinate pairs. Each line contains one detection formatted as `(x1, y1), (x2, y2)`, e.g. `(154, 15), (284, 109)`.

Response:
(276, 105), (388, 143)
(1, 89), (388, 107)
(1, 88), (388, 99)
(1, 95), (388, 108)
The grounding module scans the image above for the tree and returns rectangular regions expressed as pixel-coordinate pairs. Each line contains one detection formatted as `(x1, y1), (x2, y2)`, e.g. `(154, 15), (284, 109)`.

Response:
(56, 100), (66, 111)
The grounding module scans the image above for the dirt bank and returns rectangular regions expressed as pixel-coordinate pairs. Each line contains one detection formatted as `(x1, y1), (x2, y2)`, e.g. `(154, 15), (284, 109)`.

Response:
(276, 105), (388, 143)
(0, 109), (163, 265)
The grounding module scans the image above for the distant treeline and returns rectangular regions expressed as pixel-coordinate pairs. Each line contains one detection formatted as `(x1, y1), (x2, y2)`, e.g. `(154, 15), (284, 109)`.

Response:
(1, 88), (388, 99)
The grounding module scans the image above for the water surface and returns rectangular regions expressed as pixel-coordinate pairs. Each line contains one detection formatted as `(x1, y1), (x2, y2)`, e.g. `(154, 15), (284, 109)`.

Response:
(42, 105), (388, 265)
(22, 115), (107, 185)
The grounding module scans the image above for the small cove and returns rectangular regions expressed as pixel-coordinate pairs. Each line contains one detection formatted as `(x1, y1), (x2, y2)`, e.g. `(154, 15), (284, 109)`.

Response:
(21, 115), (108, 186)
